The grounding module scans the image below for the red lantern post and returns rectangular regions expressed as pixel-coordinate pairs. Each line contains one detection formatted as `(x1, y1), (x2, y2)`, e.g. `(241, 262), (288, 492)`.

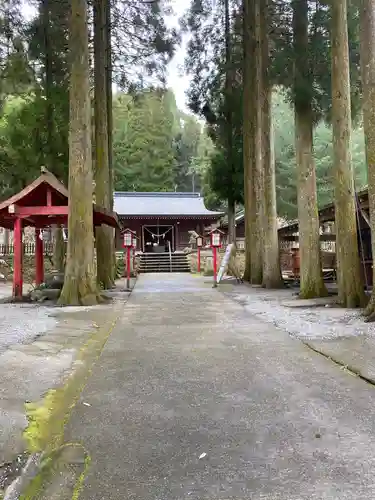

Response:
(209, 229), (224, 287)
(195, 235), (203, 273)
(123, 229), (134, 290)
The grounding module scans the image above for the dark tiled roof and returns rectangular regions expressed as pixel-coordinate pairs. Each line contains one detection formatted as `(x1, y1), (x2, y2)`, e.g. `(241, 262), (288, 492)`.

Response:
(113, 192), (223, 217)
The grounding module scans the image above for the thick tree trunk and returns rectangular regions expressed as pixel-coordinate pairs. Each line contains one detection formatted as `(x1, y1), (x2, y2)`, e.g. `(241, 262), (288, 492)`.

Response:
(259, 0), (282, 289)
(224, 0), (236, 246)
(331, 0), (364, 307)
(293, 0), (327, 298)
(227, 200), (236, 244)
(105, 0), (116, 283)
(360, 0), (375, 319)
(94, 0), (113, 289)
(242, 0), (255, 281)
(53, 225), (65, 272)
(250, 0), (263, 284)
(59, 0), (99, 306)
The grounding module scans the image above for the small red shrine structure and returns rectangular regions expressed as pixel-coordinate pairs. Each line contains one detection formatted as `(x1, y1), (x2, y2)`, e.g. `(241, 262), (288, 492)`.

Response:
(0, 167), (118, 298)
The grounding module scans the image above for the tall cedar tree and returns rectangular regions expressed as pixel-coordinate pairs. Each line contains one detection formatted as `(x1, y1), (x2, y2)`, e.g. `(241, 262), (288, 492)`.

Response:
(260, 0), (283, 288)
(94, 0), (113, 289)
(242, 0), (255, 281)
(330, 0), (364, 307)
(242, 0), (263, 284)
(292, 0), (327, 298)
(360, 0), (375, 319)
(59, 0), (99, 305)
(250, 0), (263, 284)
(224, 0), (236, 243)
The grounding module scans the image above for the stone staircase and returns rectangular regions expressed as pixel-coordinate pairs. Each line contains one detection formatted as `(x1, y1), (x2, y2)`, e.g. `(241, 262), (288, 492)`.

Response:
(139, 252), (190, 273)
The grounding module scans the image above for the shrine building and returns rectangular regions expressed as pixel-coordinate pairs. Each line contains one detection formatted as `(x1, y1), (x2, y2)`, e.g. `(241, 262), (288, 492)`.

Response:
(114, 192), (223, 253)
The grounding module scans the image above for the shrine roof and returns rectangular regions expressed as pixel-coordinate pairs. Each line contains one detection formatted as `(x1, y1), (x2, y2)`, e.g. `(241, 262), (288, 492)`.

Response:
(0, 168), (118, 229)
(113, 192), (223, 219)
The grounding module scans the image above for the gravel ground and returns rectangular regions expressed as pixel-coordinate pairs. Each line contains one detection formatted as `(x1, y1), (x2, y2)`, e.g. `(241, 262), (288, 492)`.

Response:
(0, 303), (57, 354)
(227, 285), (375, 341)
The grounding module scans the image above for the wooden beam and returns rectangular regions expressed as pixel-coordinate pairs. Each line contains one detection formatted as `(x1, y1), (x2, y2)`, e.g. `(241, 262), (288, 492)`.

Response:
(10, 206), (68, 216)
(280, 234), (336, 242)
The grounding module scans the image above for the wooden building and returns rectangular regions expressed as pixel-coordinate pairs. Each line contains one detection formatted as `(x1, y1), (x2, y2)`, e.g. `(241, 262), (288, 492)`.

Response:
(278, 188), (372, 285)
(114, 192), (223, 253)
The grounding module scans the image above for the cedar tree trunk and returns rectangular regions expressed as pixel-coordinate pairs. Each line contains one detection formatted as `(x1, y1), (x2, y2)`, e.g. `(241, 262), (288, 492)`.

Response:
(94, 0), (113, 289)
(331, 0), (364, 307)
(360, 0), (375, 319)
(250, 0), (263, 284)
(242, 0), (255, 280)
(59, 0), (99, 306)
(53, 225), (65, 272)
(293, 0), (327, 298)
(260, 0), (282, 288)
(227, 200), (236, 244)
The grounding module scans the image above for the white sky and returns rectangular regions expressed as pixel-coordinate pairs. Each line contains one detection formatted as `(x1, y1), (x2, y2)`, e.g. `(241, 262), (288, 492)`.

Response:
(21, 0), (191, 112)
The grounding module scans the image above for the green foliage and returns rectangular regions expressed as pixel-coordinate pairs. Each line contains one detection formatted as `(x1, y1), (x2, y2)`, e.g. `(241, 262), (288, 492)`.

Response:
(112, 88), (211, 193)
(184, 0), (244, 207)
(113, 89), (177, 191)
(273, 90), (367, 219)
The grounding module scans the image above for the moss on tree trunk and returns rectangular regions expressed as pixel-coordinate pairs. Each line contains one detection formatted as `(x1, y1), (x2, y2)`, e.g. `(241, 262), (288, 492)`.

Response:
(58, 0), (99, 306)
(331, 0), (365, 308)
(359, 0), (375, 319)
(293, 0), (327, 299)
(93, 0), (114, 290)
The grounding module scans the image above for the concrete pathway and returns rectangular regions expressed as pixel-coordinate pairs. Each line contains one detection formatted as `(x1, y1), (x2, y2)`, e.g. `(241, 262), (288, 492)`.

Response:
(62, 274), (375, 500)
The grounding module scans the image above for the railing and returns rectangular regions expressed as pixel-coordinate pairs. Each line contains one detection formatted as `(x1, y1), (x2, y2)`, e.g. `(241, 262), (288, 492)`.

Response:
(168, 240), (172, 272)
(0, 242), (55, 256)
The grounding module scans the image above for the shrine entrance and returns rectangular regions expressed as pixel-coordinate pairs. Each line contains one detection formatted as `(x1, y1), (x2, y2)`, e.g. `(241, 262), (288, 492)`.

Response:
(143, 225), (174, 253)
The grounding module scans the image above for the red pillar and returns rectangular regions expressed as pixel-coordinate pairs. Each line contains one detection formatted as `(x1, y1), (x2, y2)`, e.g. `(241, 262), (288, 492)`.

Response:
(35, 228), (44, 286)
(213, 247), (218, 287)
(126, 247), (131, 289)
(13, 217), (23, 298)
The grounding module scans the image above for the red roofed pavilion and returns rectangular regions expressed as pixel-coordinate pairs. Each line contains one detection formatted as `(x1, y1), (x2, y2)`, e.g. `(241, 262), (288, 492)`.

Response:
(0, 167), (118, 298)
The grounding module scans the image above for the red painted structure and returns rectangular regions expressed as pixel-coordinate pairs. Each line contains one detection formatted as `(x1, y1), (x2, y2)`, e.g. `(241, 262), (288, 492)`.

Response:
(0, 168), (118, 298)
(113, 192), (223, 253)
(209, 228), (224, 288)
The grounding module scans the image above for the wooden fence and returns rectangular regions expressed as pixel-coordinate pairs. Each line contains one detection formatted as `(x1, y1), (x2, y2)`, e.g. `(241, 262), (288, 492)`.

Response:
(0, 242), (55, 256)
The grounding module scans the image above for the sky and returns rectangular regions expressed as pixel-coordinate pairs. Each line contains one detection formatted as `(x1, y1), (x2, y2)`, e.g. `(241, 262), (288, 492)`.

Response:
(21, 0), (191, 113)
(166, 0), (191, 113)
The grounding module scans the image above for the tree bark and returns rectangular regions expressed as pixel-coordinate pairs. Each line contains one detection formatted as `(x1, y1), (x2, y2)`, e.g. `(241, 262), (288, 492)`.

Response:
(224, 0), (236, 246)
(59, 0), (99, 306)
(259, 0), (282, 288)
(292, 0), (327, 298)
(53, 225), (65, 272)
(359, 0), (375, 318)
(94, 0), (113, 289)
(227, 200), (236, 244)
(242, 0), (255, 281)
(331, 0), (364, 307)
(105, 0), (116, 283)
(250, 0), (263, 284)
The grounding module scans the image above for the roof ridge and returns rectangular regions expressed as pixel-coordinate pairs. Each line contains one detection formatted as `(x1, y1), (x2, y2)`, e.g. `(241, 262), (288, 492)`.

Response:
(113, 192), (201, 198)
